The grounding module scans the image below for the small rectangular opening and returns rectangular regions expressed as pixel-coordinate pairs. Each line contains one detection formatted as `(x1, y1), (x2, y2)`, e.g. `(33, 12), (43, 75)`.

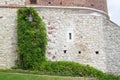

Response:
(66, 29), (74, 42)
(30, 0), (37, 4)
(78, 51), (81, 54)
(95, 51), (99, 54)
(64, 50), (67, 53)
(69, 33), (72, 40)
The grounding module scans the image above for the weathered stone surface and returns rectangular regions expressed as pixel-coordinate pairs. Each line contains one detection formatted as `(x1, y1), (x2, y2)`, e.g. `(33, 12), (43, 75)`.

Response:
(0, 8), (17, 68)
(103, 20), (120, 75)
(36, 7), (107, 72)
(0, 1), (120, 75)
(0, 0), (25, 6)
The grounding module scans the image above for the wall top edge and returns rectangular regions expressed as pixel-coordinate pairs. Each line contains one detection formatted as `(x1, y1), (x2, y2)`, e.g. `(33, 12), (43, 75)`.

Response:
(27, 5), (109, 19)
(0, 5), (109, 19)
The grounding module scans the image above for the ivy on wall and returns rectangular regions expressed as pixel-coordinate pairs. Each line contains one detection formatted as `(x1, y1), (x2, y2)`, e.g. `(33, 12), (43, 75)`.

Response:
(17, 7), (47, 69)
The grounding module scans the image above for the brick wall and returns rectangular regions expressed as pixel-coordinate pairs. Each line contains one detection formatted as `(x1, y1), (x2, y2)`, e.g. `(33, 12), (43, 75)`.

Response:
(0, 0), (108, 12)
(26, 0), (107, 12)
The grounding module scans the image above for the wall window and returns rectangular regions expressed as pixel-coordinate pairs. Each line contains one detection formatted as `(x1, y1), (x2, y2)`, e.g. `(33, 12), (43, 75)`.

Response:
(95, 51), (99, 54)
(30, 0), (37, 4)
(66, 28), (74, 42)
(69, 33), (72, 40)
(64, 50), (67, 53)
(78, 51), (81, 54)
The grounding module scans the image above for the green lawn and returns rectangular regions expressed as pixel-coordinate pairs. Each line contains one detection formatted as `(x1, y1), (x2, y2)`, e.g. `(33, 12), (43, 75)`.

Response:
(0, 72), (93, 80)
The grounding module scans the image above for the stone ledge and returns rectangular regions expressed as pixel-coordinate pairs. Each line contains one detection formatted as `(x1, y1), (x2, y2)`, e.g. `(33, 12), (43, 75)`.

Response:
(0, 5), (25, 8)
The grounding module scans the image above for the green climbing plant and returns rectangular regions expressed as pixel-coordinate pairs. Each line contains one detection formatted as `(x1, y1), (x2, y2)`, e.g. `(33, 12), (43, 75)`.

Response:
(17, 7), (47, 69)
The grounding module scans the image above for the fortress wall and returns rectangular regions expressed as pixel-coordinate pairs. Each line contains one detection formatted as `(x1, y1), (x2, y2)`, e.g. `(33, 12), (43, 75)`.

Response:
(103, 20), (120, 75)
(0, 6), (120, 75)
(0, 8), (17, 68)
(35, 7), (107, 72)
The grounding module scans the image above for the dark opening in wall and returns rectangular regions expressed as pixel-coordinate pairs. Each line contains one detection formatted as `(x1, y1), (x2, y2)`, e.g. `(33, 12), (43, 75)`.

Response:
(91, 4), (94, 6)
(30, 0), (37, 4)
(64, 50), (67, 53)
(78, 51), (81, 54)
(69, 33), (72, 40)
(52, 56), (56, 59)
(48, 2), (51, 4)
(95, 51), (99, 54)
(60, 2), (62, 5)
(0, 16), (3, 19)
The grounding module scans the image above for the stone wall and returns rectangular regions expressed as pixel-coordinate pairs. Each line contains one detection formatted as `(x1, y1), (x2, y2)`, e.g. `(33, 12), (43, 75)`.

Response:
(103, 20), (120, 75)
(36, 7), (108, 72)
(0, 8), (17, 68)
(0, 6), (120, 75)
(0, 0), (25, 7)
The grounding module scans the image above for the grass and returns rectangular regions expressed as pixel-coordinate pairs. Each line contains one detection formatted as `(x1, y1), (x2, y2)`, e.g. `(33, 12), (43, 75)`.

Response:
(0, 72), (94, 80)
